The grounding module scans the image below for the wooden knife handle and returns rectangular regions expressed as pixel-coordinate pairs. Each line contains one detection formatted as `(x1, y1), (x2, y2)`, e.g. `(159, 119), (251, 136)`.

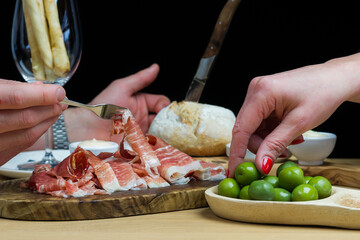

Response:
(202, 0), (241, 58)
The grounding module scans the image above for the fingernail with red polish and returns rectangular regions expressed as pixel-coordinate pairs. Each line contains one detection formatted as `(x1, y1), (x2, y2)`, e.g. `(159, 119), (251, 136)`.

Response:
(262, 157), (273, 175)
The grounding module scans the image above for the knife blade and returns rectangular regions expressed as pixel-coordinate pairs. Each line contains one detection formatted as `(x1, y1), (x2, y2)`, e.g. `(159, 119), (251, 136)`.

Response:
(184, 0), (241, 102)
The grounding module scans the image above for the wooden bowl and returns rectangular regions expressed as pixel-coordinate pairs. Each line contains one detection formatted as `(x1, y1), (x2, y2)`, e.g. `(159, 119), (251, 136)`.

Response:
(205, 185), (360, 229)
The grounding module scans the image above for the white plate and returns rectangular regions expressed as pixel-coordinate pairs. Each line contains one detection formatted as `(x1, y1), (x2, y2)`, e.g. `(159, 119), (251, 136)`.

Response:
(0, 150), (70, 178)
(205, 185), (360, 229)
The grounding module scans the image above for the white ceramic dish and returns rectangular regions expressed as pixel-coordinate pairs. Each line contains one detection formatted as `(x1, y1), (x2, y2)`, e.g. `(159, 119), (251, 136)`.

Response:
(226, 143), (256, 160)
(287, 131), (336, 166)
(69, 140), (119, 155)
(205, 185), (360, 229)
(225, 143), (287, 161)
(0, 150), (70, 178)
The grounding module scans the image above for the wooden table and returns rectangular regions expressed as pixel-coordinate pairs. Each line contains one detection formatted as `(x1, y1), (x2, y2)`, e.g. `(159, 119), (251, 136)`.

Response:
(1, 207), (360, 239)
(1, 158), (360, 239)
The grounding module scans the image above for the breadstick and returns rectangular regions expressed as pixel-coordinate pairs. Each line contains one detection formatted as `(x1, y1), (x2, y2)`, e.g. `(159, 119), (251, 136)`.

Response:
(45, 65), (58, 82)
(23, 0), (53, 70)
(22, 0), (45, 81)
(44, 0), (70, 77)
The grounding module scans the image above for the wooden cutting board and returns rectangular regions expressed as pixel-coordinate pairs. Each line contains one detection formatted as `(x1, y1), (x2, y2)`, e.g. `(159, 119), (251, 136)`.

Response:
(0, 157), (227, 221)
(1, 157), (359, 221)
(296, 158), (360, 188)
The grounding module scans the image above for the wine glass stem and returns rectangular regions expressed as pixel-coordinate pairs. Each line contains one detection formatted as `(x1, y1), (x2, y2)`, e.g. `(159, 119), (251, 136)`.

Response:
(41, 126), (58, 166)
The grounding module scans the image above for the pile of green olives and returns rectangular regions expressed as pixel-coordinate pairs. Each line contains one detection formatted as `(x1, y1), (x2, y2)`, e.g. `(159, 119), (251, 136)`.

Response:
(218, 161), (332, 201)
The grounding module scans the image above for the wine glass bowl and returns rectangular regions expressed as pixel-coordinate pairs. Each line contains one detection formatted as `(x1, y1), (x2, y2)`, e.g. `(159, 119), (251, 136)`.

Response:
(11, 0), (82, 169)
(11, 0), (81, 86)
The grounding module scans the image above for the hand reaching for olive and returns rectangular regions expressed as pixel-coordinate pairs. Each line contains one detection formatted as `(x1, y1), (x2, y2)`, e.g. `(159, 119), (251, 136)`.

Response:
(229, 53), (360, 176)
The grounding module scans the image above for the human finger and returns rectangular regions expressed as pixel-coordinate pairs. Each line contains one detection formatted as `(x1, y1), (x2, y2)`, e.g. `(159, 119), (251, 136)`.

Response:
(229, 93), (274, 177)
(0, 104), (64, 134)
(147, 114), (157, 125)
(142, 93), (170, 113)
(253, 110), (306, 175)
(0, 79), (23, 85)
(247, 132), (291, 160)
(0, 82), (66, 109)
(0, 115), (59, 166)
(119, 63), (160, 95)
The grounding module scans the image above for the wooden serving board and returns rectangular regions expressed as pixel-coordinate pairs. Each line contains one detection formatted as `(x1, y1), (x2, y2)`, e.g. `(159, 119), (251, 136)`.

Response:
(0, 157), (227, 221)
(297, 158), (360, 189)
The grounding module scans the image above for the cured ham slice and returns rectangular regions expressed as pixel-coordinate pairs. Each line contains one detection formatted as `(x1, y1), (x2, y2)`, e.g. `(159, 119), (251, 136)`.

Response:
(28, 168), (67, 193)
(77, 180), (108, 196)
(107, 160), (145, 191)
(144, 176), (170, 188)
(27, 147), (120, 197)
(147, 135), (204, 184)
(52, 147), (89, 179)
(193, 161), (226, 181)
(113, 110), (161, 178)
(131, 162), (170, 188)
(131, 174), (148, 190)
(47, 181), (108, 198)
(27, 166), (104, 198)
(84, 150), (121, 193)
(26, 109), (227, 198)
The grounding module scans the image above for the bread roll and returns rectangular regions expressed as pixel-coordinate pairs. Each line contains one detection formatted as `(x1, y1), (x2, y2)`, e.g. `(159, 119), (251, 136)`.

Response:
(148, 101), (236, 156)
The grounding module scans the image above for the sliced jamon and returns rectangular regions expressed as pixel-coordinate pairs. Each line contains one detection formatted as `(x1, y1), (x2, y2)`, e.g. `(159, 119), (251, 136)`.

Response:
(28, 170), (67, 193)
(77, 180), (108, 195)
(143, 176), (170, 188)
(147, 135), (203, 184)
(52, 147), (89, 179)
(27, 150), (112, 197)
(193, 161), (226, 181)
(84, 150), (121, 193)
(47, 180), (108, 198)
(67, 180), (108, 198)
(107, 160), (145, 190)
(131, 162), (170, 188)
(113, 110), (160, 178)
(26, 108), (227, 198)
(131, 174), (148, 190)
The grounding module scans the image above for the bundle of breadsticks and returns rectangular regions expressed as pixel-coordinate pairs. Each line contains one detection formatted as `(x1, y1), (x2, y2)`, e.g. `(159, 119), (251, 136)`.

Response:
(22, 0), (70, 81)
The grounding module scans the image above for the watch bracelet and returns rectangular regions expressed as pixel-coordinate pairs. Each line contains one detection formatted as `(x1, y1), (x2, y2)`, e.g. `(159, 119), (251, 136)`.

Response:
(52, 113), (69, 150)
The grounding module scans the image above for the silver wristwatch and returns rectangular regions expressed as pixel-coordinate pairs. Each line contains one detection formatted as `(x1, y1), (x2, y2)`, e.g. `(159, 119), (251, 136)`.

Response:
(52, 113), (69, 149)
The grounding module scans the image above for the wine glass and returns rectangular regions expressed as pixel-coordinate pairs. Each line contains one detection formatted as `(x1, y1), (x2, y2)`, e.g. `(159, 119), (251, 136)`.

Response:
(11, 0), (82, 169)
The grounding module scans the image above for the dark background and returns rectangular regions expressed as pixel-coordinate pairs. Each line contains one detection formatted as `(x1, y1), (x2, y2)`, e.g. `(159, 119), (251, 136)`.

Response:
(1, 0), (360, 158)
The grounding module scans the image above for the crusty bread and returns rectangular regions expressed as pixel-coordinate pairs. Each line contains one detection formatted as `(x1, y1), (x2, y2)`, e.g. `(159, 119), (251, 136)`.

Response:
(148, 101), (236, 156)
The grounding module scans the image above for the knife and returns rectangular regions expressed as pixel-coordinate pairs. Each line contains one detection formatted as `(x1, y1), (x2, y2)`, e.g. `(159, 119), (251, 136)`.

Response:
(184, 0), (241, 102)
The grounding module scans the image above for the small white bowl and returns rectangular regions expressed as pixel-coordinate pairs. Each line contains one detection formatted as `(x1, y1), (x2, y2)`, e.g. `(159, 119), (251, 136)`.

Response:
(69, 139), (119, 156)
(226, 143), (256, 160)
(287, 131), (337, 166)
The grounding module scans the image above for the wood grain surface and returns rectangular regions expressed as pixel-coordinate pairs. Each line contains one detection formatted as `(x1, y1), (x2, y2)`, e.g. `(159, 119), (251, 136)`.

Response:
(1, 157), (360, 221)
(270, 158), (360, 189)
(0, 157), (227, 221)
(299, 158), (360, 188)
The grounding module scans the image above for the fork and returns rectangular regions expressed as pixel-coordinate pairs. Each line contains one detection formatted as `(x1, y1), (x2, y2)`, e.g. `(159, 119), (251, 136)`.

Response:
(60, 99), (128, 119)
